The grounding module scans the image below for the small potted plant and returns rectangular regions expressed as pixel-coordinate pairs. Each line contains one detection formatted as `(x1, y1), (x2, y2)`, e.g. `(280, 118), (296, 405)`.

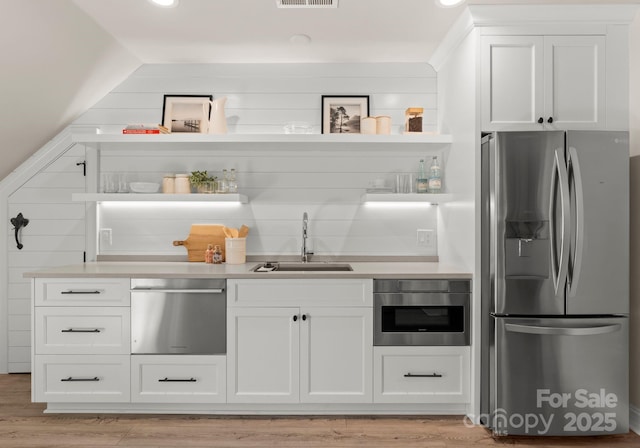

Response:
(189, 170), (217, 194)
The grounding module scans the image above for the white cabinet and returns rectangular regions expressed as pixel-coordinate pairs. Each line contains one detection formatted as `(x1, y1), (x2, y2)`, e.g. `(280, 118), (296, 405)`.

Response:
(227, 279), (373, 404)
(228, 307), (300, 403)
(299, 307), (372, 404)
(33, 354), (130, 403)
(32, 277), (131, 403)
(481, 35), (605, 131)
(131, 355), (226, 403)
(34, 278), (130, 306)
(35, 307), (130, 355)
(373, 346), (470, 404)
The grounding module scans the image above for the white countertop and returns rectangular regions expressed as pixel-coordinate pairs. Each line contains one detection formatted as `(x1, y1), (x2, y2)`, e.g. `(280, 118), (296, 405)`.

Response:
(24, 261), (472, 279)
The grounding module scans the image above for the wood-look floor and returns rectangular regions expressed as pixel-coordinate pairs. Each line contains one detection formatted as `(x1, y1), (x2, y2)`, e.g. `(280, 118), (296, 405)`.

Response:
(1, 374), (639, 447)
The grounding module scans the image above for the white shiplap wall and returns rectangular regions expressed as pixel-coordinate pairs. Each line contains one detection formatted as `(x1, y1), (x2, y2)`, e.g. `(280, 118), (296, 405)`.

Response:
(6, 145), (86, 372)
(75, 63), (445, 257)
(76, 64), (439, 135)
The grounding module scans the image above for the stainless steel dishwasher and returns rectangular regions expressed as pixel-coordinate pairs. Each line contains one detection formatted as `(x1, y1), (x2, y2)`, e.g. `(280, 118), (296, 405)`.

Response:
(130, 278), (226, 355)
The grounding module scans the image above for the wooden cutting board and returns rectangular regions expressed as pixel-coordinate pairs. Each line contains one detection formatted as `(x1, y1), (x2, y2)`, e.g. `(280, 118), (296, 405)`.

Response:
(173, 224), (227, 262)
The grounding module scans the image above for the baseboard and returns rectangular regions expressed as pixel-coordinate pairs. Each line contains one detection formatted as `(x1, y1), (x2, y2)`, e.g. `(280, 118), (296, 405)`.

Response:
(631, 404), (640, 435)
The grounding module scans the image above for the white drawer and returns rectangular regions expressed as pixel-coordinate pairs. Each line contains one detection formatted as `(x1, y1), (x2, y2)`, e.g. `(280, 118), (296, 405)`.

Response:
(131, 355), (226, 403)
(374, 346), (470, 403)
(228, 279), (373, 307)
(33, 355), (130, 403)
(35, 278), (130, 306)
(35, 307), (130, 355)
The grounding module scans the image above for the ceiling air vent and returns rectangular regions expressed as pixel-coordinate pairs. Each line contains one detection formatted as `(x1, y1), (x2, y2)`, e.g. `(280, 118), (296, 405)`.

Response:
(276, 0), (338, 8)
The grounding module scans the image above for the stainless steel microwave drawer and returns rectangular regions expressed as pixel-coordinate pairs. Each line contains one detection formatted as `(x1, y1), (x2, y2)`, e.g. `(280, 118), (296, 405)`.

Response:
(373, 279), (471, 293)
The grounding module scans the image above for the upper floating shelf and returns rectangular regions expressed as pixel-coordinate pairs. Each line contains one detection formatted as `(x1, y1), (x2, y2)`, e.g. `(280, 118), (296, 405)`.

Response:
(72, 133), (453, 144)
(362, 193), (454, 204)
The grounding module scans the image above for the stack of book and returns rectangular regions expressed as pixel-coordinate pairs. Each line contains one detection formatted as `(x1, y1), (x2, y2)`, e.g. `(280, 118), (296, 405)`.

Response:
(122, 124), (170, 134)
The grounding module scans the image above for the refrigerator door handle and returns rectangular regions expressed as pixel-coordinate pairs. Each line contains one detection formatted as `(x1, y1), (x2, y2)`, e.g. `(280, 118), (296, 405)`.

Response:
(567, 146), (584, 298)
(505, 323), (621, 336)
(549, 149), (570, 295)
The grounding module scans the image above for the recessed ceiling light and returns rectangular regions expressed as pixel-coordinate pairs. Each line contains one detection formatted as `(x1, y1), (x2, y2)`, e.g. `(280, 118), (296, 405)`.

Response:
(436, 0), (464, 7)
(148, 0), (179, 8)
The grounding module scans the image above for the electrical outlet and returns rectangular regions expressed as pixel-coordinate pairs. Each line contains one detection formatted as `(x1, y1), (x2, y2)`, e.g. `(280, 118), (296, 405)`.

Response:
(417, 229), (435, 248)
(99, 228), (112, 247)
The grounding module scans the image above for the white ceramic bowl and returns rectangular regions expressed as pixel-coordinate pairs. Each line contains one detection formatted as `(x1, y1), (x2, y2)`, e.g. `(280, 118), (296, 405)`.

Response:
(283, 121), (312, 134)
(129, 182), (160, 193)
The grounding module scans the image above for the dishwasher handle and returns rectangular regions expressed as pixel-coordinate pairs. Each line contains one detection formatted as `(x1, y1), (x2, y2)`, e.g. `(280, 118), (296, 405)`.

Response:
(130, 288), (224, 294)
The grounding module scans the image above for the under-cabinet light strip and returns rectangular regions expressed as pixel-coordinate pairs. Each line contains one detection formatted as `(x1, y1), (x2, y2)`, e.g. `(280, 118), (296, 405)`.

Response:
(364, 202), (433, 208)
(99, 201), (242, 209)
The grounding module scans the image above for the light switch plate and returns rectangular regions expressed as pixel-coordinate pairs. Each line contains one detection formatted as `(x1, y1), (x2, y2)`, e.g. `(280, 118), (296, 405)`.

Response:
(417, 229), (435, 248)
(100, 228), (112, 247)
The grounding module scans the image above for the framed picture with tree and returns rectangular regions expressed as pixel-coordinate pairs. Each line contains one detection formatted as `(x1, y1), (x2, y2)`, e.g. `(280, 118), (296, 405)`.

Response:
(321, 95), (370, 134)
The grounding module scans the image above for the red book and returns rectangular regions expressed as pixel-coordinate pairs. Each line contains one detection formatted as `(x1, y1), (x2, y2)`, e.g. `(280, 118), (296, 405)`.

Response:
(122, 128), (161, 134)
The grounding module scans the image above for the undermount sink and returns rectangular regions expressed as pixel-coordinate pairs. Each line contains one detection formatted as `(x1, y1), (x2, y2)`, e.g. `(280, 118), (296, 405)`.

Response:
(251, 262), (353, 272)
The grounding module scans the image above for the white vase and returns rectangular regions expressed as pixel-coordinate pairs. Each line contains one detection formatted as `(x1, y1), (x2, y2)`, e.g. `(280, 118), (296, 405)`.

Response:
(208, 97), (228, 134)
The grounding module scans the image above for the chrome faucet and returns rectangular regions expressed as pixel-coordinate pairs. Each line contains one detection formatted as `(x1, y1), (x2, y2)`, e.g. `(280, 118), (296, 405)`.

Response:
(301, 212), (313, 262)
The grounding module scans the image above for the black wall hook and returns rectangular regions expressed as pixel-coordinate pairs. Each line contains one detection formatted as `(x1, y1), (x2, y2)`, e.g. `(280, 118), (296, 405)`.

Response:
(10, 213), (29, 250)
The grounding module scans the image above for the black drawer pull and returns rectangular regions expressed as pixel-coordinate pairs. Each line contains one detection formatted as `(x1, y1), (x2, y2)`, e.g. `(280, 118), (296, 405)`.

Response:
(158, 377), (197, 382)
(61, 328), (101, 333)
(61, 377), (100, 382)
(404, 372), (443, 378)
(61, 290), (102, 295)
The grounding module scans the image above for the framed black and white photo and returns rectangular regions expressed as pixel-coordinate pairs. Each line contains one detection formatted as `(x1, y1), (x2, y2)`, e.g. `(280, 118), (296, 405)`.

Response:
(321, 95), (370, 134)
(162, 95), (213, 133)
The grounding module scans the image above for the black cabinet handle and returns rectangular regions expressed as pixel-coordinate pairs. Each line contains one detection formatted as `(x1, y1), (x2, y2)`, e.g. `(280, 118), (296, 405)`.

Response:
(302, 314), (307, 321)
(61, 328), (101, 333)
(404, 372), (443, 378)
(537, 117), (544, 124)
(10, 213), (29, 250)
(61, 290), (101, 295)
(293, 315), (298, 322)
(158, 377), (197, 382)
(61, 377), (100, 382)
(547, 117), (554, 124)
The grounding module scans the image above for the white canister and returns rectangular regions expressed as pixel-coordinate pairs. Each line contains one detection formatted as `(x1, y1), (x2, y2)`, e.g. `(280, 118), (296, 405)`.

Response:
(225, 237), (246, 264)
(175, 173), (191, 194)
(162, 174), (175, 193)
(376, 116), (391, 135)
(360, 116), (377, 134)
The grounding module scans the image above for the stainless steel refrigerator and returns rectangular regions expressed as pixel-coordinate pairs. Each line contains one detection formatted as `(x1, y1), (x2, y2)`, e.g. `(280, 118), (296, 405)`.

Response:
(480, 131), (629, 436)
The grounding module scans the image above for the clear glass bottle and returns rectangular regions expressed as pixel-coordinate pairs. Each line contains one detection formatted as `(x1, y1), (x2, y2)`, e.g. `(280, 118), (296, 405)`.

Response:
(416, 159), (428, 193)
(428, 156), (442, 193)
(227, 169), (238, 193)
(217, 169), (229, 193)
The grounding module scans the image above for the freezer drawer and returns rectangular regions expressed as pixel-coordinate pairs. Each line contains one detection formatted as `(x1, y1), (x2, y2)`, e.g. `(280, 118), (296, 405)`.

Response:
(491, 316), (628, 436)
